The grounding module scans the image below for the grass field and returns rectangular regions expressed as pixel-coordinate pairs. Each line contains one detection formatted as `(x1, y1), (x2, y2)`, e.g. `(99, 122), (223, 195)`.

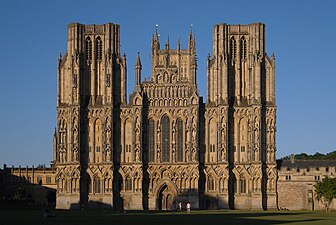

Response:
(0, 209), (335, 225)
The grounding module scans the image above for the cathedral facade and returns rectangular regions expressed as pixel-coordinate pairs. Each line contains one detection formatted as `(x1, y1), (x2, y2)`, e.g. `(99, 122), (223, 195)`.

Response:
(54, 22), (277, 210)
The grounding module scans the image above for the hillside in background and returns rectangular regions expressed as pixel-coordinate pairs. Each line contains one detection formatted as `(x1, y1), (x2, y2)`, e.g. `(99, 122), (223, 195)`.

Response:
(280, 151), (336, 160)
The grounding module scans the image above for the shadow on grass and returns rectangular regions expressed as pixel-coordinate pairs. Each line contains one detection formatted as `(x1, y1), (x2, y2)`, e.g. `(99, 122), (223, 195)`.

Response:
(0, 210), (334, 225)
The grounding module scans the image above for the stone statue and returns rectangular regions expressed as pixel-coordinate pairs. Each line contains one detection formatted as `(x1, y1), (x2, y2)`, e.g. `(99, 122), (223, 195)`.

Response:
(192, 148), (196, 161)
(172, 122), (176, 143)
(135, 128), (140, 143)
(135, 147), (140, 162)
(157, 124), (161, 142)
(106, 147), (111, 161)
(73, 148), (78, 161)
(186, 149), (190, 162)
(157, 146), (161, 163)
(221, 144), (226, 161)
(192, 124), (197, 141)
(106, 126), (111, 144)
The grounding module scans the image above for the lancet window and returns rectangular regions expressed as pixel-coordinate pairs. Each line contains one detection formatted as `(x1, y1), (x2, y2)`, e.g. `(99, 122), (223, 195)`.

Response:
(148, 119), (155, 162)
(176, 118), (183, 162)
(161, 115), (170, 162)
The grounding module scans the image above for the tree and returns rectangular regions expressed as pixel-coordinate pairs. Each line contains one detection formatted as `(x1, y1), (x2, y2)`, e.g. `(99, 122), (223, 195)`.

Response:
(315, 177), (336, 211)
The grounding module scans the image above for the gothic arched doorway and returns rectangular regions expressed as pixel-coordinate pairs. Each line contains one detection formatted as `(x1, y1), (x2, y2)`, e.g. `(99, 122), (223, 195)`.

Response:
(157, 184), (175, 210)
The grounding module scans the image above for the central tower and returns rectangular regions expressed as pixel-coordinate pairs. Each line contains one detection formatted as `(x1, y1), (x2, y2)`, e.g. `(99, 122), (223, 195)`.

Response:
(118, 30), (201, 210)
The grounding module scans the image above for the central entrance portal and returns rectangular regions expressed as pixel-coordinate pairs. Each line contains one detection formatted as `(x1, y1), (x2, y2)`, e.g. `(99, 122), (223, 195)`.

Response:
(158, 184), (174, 210)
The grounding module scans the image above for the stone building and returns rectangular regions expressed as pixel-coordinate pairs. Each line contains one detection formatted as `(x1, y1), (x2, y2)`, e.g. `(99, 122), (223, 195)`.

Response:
(0, 164), (57, 207)
(54, 22), (277, 210)
(277, 157), (336, 210)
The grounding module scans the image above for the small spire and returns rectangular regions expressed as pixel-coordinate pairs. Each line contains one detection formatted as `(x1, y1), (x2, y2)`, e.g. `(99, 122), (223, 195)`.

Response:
(188, 25), (195, 53)
(135, 52), (142, 87)
(189, 24), (193, 39)
(136, 52), (142, 68)
(165, 36), (170, 51)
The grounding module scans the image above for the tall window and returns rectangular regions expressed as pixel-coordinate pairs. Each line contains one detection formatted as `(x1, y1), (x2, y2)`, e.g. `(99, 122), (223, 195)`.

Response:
(161, 115), (170, 162)
(240, 178), (247, 193)
(125, 176), (132, 191)
(94, 176), (101, 193)
(94, 119), (102, 163)
(148, 119), (155, 162)
(176, 119), (183, 162)
(208, 176), (214, 191)
(209, 119), (217, 153)
(96, 36), (102, 61)
(230, 37), (236, 60)
(240, 36), (247, 59)
(85, 37), (92, 61)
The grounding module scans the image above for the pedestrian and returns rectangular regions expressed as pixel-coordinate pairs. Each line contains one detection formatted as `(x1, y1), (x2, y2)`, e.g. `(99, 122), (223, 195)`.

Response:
(178, 202), (182, 212)
(186, 202), (191, 213)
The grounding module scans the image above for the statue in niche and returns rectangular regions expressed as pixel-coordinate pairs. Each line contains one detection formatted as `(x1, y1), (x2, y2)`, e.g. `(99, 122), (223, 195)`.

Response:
(135, 128), (140, 143)
(106, 149), (111, 161)
(267, 145), (271, 162)
(192, 124), (197, 141)
(221, 120), (226, 143)
(73, 117), (78, 144)
(221, 144), (226, 161)
(73, 131), (78, 145)
(186, 149), (190, 162)
(254, 146), (259, 161)
(73, 148), (78, 161)
(59, 151), (63, 163)
(157, 124), (161, 142)
(106, 126), (111, 144)
(62, 149), (66, 163)
(172, 122), (176, 143)
(255, 120), (260, 145)
(192, 147), (196, 162)
(157, 146), (161, 163)
(135, 146), (140, 162)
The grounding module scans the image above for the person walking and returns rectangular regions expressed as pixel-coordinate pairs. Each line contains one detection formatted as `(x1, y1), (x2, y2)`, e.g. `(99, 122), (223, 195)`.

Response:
(178, 202), (182, 212)
(186, 202), (191, 213)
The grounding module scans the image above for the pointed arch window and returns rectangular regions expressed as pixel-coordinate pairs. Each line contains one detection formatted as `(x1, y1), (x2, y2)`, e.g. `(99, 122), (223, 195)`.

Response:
(240, 178), (247, 193)
(230, 37), (236, 60)
(240, 36), (247, 59)
(207, 176), (214, 191)
(85, 37), (92, 61)
(148, 119), (155, 162)
(125, 176), (132, 191)
(96, 36), (102, 61)
(161, 115), (170, 162)
(94, 176), (101, 193)
(176, 119), (183, 162)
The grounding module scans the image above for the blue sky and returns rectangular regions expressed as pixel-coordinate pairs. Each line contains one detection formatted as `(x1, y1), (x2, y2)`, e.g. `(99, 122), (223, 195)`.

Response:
(0, 0), (335, 167)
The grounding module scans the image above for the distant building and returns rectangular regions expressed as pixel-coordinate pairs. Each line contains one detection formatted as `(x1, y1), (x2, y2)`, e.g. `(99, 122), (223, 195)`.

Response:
(277, 156), (336, 210)
(54, 22), (276, 210)
(0, 164), (56, 207)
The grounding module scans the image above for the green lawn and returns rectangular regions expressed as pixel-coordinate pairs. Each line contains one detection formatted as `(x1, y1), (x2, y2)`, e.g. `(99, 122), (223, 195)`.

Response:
(0, 209), (335, 225)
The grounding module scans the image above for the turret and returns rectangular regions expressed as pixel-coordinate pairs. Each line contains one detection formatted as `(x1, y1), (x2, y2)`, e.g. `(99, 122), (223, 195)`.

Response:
(135, 52), (142, 92)
(53, 127), (57, 164)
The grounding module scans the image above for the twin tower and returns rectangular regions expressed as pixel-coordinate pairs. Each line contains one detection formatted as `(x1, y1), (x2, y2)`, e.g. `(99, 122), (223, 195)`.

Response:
(54, 22), (277, 210)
